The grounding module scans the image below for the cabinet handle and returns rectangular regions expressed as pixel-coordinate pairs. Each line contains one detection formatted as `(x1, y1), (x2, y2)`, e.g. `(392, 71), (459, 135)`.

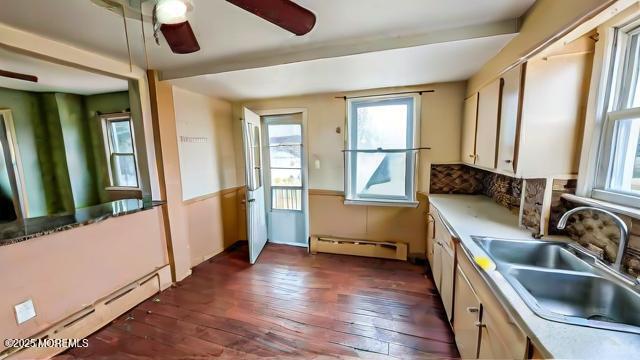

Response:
(504, 159), (512, 163)
(474, 321), (486, 328)
(466, 307), (479, 313)
(468, 154), (475, 158)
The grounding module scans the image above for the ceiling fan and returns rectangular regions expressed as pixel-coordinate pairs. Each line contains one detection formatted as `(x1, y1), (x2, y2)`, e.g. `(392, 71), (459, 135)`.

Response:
(94, 0), (316, 55)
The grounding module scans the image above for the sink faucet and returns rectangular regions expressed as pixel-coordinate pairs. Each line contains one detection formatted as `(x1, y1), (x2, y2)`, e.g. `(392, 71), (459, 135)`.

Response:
(557, 206), (629, 271)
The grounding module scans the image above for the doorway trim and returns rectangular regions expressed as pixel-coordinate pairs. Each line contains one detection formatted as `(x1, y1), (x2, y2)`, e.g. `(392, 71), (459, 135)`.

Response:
(255, 108), (310, 249)
(0, 109), (29, 218)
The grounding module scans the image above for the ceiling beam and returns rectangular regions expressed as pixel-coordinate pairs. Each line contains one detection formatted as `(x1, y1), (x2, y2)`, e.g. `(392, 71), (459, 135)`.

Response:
(160, 18), (521, 80)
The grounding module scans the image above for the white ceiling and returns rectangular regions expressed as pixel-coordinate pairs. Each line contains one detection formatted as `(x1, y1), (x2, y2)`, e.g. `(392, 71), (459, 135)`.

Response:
(0, 0), (535, 100)
(0, 47), (128, 95)
(170, 34), (515, 100)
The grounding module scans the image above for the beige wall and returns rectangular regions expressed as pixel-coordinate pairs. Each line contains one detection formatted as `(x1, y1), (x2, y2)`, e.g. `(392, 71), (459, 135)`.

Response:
(467, 0), (613, 97)
(172, 87), (238, 200)
(150, 76), (241, 278)
(233, 81), (466, 193)
(233, 82), (466, 254)
(0, 208), (168, 347)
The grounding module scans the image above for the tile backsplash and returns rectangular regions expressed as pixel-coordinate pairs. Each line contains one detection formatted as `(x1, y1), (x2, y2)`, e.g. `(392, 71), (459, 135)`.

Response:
(430, 164), (522, 212)
(521, 179), (546, 233)
(428, 164), (640, 278)
(553, 197), (640, 278)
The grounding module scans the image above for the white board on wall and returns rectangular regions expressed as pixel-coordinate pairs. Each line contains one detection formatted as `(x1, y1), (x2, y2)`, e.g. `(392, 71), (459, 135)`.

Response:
(172, 87), (237, 200)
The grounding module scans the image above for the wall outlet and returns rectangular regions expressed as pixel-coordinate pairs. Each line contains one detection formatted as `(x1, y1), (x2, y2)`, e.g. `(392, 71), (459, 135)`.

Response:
(14, 299), (36, 324)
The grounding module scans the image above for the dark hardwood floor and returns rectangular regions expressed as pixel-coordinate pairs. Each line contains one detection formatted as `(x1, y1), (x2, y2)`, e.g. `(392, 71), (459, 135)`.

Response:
(59, 243), (459, 359)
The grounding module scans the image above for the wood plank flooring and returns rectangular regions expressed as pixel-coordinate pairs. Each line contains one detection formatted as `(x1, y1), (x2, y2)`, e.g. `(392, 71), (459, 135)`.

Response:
(59, 243), (459, 359)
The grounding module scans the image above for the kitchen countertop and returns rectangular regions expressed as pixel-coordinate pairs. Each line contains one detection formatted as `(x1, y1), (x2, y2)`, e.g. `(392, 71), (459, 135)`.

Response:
(428, 194), (640, 359)
(0, 199), (164, 247)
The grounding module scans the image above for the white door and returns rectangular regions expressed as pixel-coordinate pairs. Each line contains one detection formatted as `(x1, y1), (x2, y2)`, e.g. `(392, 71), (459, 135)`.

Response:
(242, 108), (268, 264)
(262, 113), (308, 247)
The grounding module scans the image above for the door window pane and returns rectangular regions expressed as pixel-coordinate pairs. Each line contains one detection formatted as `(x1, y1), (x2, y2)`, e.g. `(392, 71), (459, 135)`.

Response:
(271, 168), (301, 187)
(269, 145), (301, 168)
(250, 125), (262, 189)
(272, 188), (302, 210)
(268, 124), (301, 145)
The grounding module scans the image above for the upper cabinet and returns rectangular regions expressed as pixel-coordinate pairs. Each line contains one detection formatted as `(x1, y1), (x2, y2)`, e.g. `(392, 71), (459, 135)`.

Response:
(461, 36), (594, 178)
(475, 78), (502, 169)
(462, 93), (478, 165)
(496, 64), (524, 173)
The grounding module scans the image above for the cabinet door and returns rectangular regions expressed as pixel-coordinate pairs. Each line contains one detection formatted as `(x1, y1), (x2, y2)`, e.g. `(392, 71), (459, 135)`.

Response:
(432, 240), (443, 291)
(478, 305), (528, 360)
(475, 78), (503, 169)
(453, 266), (482, 359)
(462, 93), (479, 165)
(427, 214), (435, 265)
(496, 64), (524, 173)
(440, 244), (455, 321)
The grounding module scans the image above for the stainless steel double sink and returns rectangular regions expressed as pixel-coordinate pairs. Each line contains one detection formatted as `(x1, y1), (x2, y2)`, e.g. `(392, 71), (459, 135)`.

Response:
(473, 237), (640, 334)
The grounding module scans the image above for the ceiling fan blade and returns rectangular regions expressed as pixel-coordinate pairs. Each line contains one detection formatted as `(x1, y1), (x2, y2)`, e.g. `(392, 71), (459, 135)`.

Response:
(226, 0), (316, 36)
(0, 69), (38, 83)
(160, 20), (201, 54)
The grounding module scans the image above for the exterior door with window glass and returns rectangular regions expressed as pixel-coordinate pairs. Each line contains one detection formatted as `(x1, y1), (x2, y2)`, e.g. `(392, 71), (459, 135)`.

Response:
(263, 113), (307, 246)
(242, 108), (268, 264)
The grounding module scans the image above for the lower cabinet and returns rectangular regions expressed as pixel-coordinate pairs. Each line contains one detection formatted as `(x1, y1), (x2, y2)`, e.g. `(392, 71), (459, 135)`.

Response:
(440, 243), (455, 321)
(429, 204), (530, 359)
(455, 243), (528, 359)
(453, 266), (482, 359)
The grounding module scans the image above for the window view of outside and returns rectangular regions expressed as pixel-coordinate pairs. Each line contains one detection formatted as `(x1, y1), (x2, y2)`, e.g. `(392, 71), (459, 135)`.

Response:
(355, 103), (408, 197)
(606, 30), (640, 196)
(108, 119), (138, 187)
(268, 124), (302, 210)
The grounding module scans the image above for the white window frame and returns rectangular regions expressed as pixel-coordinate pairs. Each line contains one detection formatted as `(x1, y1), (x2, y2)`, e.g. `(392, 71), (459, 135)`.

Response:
(101, 112), (140, 190)
(344, 94), (420, 207)
(592, 20), (640, 208)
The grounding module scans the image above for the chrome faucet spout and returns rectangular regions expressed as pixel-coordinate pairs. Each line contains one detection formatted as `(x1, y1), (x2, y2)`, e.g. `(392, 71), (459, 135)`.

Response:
(557, 206), (629, 271)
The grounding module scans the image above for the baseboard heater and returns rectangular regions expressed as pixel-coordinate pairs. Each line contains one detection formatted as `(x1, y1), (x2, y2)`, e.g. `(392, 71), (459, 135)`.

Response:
(310, 235), (408, 261)
(1, 265), (171, 360)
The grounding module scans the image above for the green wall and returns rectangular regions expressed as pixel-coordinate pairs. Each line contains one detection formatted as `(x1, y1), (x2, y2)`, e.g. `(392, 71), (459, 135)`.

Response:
(0, 87), (49, 216)
(0, 87), (132, 217)
(40, 93), (75, 214)
(57, 93), (99, 208)
(85, 91), (130, 203)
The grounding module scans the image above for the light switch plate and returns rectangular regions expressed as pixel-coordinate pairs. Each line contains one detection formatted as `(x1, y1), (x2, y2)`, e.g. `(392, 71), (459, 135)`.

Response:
(14, 299), (36, 324)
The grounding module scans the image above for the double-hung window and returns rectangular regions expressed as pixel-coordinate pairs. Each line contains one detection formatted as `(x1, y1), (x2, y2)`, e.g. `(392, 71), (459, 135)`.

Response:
(345, 95), (419, 206)
(593, 21), (640, 207)
(102, 113), (139, 188)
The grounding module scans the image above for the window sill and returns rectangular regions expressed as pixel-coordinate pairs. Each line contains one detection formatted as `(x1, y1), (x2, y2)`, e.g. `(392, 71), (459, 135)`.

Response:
(561, 193), (640, 220)
(105, 186), (142, 191)
(343, 199), (419, 208)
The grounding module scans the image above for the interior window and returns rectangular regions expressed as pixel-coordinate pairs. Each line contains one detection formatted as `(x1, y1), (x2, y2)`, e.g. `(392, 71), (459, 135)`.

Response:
(594, 25), (640, 206)
(103, 115), (139, 188)
(345, 95), (417, 204)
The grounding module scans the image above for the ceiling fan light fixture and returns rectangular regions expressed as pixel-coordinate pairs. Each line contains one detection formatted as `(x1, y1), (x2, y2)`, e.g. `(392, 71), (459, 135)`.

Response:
(156, 0), (190, 24)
